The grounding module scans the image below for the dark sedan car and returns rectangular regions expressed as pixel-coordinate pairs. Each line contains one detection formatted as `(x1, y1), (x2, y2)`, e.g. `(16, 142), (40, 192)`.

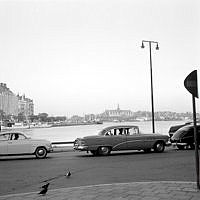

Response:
(170, 124), (200, 149)
(168, 122), (192, 138)
(74, 125), (169, 156)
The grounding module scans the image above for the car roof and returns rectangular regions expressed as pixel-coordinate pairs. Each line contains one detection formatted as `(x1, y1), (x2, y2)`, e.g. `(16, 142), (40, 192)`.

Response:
(0, 131), (24, 135)
(177, 124), (200, 131)
(101, 125), (139, 131)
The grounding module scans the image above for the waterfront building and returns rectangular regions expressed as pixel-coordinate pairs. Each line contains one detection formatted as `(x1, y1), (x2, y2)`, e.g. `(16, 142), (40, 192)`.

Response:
(0, 83), (18, 116)
(0, 83), (34, 118)
(85, 114), (95, 122)
(103, 105), (134, 117)
(100, 105), (135, 121)
(17, 94), (34, 117)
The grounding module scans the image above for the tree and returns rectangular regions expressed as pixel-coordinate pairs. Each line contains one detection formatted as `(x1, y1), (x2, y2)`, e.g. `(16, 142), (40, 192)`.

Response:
(38, 113), (48, 122)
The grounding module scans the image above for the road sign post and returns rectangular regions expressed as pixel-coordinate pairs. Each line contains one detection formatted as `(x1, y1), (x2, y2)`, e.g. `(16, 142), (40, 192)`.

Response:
(184, 70), (199, 190)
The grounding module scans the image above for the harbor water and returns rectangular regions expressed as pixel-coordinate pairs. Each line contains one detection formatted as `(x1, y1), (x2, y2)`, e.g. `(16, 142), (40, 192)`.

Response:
(23, 121), (184, 143)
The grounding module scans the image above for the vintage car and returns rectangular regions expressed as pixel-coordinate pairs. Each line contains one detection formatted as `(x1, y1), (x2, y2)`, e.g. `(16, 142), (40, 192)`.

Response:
(74, 125), (169, 156)
(170, 124), (200, 150)
(168, 122), (193, 138)
(0, 131), (53, 158)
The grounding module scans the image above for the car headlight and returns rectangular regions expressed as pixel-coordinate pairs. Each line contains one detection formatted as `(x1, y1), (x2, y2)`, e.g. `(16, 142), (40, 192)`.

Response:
(74, 139), (87, 146)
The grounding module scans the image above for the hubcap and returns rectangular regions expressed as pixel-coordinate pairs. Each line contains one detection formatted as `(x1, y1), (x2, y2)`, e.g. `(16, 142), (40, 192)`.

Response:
(101, 147), (109, 154)
(156, 143), (163, 151)
(38, 149), (44, 155)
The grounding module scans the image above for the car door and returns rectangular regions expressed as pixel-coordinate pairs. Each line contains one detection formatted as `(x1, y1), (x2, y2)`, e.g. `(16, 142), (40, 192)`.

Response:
(106, 128), (127, 150)
(7, 133), (31, 154)
(126, 127), (146, 150)
(0, 133), (10, 154)
(182, 128), (194, 144)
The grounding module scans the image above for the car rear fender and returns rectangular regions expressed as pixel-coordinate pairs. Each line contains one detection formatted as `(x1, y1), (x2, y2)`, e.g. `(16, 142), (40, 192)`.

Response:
(34, 146), (47, 153)
(154, 140), (166, 146)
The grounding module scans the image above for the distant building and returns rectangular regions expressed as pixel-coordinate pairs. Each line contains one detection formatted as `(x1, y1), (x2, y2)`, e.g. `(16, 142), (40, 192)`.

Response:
(85, 114), (95, 122)
(17, 94), (34, 117)
(0, 83), (18, 115)
(0, 83), (34, 117)
(103, 105), (134, 117)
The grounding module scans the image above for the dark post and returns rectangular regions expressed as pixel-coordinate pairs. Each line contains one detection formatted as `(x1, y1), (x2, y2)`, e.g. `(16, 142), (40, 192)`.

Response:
(192, 95), (200, 189)
(141, 40), (159, 133)
(149, 42), (155, 133)
(184, 70), (199, 190)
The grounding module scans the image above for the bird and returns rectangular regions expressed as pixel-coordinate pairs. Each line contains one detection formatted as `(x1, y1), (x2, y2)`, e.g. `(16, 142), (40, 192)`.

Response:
(38, 182), (50, 195)
(66, 171), (71, 177)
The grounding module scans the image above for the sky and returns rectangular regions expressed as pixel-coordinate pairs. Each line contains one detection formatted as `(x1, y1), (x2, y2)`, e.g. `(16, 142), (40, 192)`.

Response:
(0, 0), (200, 117)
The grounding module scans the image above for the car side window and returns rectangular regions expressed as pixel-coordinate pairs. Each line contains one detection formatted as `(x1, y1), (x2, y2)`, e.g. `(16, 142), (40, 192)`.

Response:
(105, 129), (117, 136)
(129, 128), (139, 135)
(124, 128), (129, 135)
(0, 134), (9, 141)
(10, 133), (25, 140)
(105, 131), (112, 136)
(105, 128), (134, 136)
(16, 134), (26, 140)
(112, 129), (121, 136)
(115, 128), (126, 135)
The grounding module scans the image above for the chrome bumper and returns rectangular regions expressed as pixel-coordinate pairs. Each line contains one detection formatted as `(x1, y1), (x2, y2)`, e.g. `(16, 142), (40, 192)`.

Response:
(165, 141), (172, 147)
(73, 145), (88, 151)
(174, 142), (188, 146)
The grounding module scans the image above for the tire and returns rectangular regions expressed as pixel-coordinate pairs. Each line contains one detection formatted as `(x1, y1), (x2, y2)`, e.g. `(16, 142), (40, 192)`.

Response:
(154, 141), (165, 153)
(98, 146), (111, 156)
(35, 147), (47, 159)
(177, 145), (185, 150)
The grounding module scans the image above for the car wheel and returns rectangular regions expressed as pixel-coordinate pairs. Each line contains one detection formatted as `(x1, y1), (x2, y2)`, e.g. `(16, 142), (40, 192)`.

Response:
(98, 146), (111, 156)
(35, 147), (47, 159)
(177, 145), (185, 150)
(154, 141), (165, 153)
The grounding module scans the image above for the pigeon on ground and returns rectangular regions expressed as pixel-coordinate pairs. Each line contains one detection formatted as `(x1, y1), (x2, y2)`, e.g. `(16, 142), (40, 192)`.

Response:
(38, 182), (50, 195)
(66, 171), (71, 177)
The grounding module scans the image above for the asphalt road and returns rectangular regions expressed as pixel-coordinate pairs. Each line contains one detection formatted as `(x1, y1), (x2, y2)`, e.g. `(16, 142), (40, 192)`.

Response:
(0, 147), (197, 196)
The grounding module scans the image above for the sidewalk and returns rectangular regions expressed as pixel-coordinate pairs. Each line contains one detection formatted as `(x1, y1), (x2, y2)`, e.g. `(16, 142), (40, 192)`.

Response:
(0, 181), (200, 200)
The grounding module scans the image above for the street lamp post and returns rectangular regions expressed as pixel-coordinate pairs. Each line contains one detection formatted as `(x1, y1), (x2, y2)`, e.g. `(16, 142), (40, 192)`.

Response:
(141, 40), (159, 133)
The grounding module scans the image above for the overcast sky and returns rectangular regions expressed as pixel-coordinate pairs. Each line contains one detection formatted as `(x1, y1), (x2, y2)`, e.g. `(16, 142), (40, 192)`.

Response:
(0, 0), (199, 116)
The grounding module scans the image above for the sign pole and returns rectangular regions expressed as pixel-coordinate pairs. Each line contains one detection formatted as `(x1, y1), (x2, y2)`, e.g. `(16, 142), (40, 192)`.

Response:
(192, 95), (200, 189)
(184, 70), (199, 190)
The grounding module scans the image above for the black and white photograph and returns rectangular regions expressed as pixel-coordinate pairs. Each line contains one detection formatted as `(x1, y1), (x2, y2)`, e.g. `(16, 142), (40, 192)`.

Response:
(0, 0), (200, 199)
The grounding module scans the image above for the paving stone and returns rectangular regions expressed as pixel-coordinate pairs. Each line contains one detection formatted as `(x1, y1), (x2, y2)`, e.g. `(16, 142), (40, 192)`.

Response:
(0, 181), (200, 200)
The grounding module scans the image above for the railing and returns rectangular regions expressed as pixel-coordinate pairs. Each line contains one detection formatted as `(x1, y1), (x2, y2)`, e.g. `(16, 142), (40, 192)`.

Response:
(52, 141), (74, 145)
(51, 141), (74, 152)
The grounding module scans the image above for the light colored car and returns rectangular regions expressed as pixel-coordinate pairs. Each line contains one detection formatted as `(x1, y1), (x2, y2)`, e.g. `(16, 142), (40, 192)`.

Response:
(0, 131), (53, 159)
(74, 125), (169, 156)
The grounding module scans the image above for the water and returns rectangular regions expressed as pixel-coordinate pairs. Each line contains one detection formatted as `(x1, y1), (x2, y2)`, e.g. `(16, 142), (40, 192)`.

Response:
(22, 121), (184, 142)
